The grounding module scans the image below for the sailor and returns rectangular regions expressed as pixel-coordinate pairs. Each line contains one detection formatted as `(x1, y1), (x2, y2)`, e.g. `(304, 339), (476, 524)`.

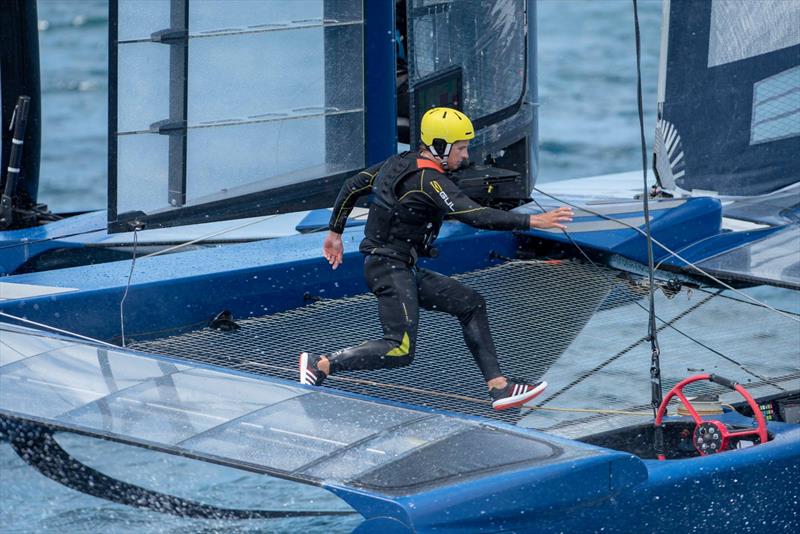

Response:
(299, 107), (573, 410)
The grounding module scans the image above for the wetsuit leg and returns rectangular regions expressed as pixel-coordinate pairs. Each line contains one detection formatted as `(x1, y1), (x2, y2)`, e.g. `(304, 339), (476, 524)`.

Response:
(327, 255), (419, 373)
(416, 268), (503, 381)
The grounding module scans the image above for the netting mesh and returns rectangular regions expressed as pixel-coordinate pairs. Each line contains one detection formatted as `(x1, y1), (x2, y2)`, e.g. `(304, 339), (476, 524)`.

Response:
(132, 260), (800, 437)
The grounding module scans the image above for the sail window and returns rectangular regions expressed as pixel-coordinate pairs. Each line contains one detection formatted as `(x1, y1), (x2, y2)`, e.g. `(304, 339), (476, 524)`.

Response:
(1, 323), (607, 495)
(0, 343), (188, 419)
(111, 0), (365, 220)
(750, 66), (800, 145)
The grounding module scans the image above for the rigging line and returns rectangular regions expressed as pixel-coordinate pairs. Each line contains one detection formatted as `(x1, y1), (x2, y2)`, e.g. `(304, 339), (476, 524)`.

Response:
(119, 227), (139, 347)
(527, 406), (652, 416)
(531, 186), (800, 324)
(653, 230), (724, 272)
(0, 226), (107, 251)
(302, 210), (371, 236)
(0, 311), (118, 349)
(632, 0), (663, 421)
(529, 197), (784, 392)
(140, 213), (281, 259)
(694, 286), (800, 316)
(539, 290), (718, 407)
(240, 360), (492, 405)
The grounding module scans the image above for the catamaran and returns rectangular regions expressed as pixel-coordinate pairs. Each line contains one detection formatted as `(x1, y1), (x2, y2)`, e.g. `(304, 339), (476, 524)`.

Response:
(1, 0), (798, 531)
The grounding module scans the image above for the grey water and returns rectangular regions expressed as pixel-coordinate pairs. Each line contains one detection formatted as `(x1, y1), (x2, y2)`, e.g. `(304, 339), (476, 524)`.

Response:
(2, 1), (796, 533)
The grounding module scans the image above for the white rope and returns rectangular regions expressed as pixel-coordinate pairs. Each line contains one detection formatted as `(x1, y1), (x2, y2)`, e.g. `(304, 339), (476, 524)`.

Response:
(0, 311), (118, 348)
(119, 228), (139, 347)
(141, 213), (281, 259)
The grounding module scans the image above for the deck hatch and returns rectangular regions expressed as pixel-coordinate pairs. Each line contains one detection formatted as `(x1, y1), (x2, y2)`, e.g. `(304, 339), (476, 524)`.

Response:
(299, 415), (470, 481)
(352, 426), (568, 493)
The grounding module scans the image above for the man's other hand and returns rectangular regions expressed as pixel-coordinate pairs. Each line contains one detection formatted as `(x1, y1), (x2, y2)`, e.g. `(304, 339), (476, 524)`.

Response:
(529, 206), (574, 230)
(323, 231), (344, 269)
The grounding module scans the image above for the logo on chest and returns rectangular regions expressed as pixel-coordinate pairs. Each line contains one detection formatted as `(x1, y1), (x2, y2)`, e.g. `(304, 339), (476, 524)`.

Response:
(430, 180), (455, 211)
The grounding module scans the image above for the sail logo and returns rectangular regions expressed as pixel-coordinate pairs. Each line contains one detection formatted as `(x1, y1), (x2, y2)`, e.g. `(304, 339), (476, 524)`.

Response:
(430, 181), (455, 211)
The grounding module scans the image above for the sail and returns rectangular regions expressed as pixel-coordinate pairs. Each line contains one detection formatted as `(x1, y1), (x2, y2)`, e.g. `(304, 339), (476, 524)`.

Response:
(109, 0), (373, 231)
(654, 0), (800, 198)
(107, 0), (537, 233)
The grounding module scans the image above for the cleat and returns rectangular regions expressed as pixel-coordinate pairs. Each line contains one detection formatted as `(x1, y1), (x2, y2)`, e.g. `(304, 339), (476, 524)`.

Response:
(299, 352), (326, 386)
(490, 380), (547, 410)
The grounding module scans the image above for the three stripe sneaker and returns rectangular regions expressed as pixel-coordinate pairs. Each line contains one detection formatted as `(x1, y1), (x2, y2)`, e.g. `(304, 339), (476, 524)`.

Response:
(490, 380), (547, 410)
(299, 352), (327, 386)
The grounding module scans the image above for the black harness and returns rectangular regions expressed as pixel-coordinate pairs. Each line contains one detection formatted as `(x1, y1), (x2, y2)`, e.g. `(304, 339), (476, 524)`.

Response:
(363, 152), (444, 264)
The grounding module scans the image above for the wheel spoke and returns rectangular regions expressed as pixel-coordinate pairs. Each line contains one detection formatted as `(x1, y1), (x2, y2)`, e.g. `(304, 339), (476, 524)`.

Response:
(674, 390), (703, 424)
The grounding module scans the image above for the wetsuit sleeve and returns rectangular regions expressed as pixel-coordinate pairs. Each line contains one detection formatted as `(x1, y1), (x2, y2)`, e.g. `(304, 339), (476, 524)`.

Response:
(422, 173), (530, 231)
(328, 162), (383, 233)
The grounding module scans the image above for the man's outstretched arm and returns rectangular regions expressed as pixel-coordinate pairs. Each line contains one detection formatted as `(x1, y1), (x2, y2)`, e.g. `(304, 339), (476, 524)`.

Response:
(423, 173), (573, 231)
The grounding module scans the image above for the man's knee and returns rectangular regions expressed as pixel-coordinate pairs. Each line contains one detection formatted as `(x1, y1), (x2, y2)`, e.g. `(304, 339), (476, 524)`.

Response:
(457, 289), (486, 320)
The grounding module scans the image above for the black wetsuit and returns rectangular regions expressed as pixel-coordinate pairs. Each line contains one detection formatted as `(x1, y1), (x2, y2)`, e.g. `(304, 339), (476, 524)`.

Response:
(326, 152), (530, 381)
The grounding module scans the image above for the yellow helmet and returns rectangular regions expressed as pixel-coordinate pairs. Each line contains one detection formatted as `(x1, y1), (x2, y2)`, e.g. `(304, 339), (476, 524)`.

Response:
(420, 107), (475, 158)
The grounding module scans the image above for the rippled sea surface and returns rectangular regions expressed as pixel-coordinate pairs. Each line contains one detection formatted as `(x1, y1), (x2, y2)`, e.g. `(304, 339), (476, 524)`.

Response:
(5, 2), (793, 533)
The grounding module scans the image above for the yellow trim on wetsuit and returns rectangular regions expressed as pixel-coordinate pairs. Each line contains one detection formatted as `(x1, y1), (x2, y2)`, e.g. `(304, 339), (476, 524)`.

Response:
(332, 170), (377, 229)
(386, 332), (411, 356)
(449, 206), (486, 216)
(397, 169), (436, 203)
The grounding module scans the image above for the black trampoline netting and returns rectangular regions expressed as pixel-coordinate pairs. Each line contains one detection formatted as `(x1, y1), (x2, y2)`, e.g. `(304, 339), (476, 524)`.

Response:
(131, 260), (800, 435)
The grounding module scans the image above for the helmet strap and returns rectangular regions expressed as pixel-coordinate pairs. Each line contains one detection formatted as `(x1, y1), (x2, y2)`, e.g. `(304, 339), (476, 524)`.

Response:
(429, 139), (451, 160)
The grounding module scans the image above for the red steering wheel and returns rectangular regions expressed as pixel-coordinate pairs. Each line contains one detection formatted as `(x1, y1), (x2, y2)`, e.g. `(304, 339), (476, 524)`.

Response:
(655, 374), (768, 460)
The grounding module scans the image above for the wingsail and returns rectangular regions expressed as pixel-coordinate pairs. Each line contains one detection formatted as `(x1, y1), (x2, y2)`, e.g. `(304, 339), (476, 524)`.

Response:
(654, 0), (800, 199)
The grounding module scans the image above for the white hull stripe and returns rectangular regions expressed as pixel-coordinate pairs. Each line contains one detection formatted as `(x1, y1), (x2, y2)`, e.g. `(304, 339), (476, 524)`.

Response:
(537, 217), (649, 234)
(7, 167), (20, 173)
(12, 138), (23, 145)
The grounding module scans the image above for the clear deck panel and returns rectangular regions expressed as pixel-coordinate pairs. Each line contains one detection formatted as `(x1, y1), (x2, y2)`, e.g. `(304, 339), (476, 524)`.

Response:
(0, 324), (590, 492)
(697, 223), (800, 289)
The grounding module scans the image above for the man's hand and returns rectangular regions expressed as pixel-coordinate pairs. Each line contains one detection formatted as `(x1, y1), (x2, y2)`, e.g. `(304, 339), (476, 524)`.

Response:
(529, 206), (574, 230)
(323, 231), (344, 270)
